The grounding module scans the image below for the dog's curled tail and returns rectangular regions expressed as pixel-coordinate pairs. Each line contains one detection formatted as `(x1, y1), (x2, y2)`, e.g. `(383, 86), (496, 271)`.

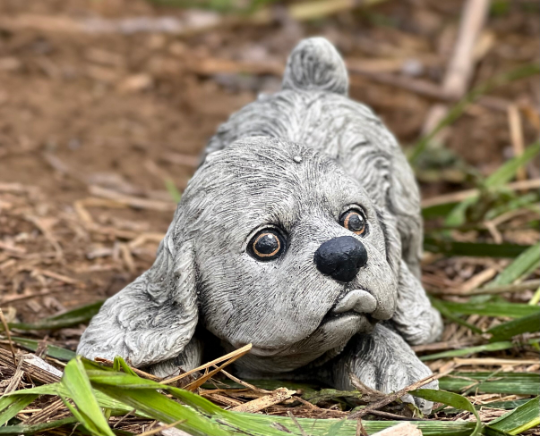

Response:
(282, 37), (348, 96)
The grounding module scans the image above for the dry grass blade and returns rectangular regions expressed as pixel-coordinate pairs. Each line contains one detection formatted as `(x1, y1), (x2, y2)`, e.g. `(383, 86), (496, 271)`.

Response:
(0, 308), (17, 364)
(88, 185), (176, 211)
(161, 343), (252, 386)
(453, 358), (539, 366)
(421, 178), (540, 208)
(0, 348), (62, 384)
(348, 364), (457, 420)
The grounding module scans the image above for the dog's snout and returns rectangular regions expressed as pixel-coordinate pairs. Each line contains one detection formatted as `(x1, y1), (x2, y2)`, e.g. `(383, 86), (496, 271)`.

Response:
(314, 236), (368, 282)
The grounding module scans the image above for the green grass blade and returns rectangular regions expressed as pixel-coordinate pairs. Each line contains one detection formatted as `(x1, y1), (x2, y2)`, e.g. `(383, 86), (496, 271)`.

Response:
(439, 372), (540, 396)
(488, 312), (540, 342)
(480, 399), (532, 410)
(60, 394), (102, 436)
(0, 417), (78, 435)
(0, 395), (39, 426)
(484, 142), (540, 189)
(9, 336), (76, 361)
(430, 298), (482, 334)
(432, 301), (540, 319)
(95, 384), (233, 436)
(444, 142), (540, 227)
(422, 202), (459, 219)
(62, 357), (115, 436)
(46, 301), (104, 321)
(423, 237), (530, 258)
(490, 242), (540, 286)
(487, 397), (540, 435)
(411, 389), (482, 436)
(7, 301), (104, 331)
(420, 338), (540, 361)
(165, 178), (182, 203)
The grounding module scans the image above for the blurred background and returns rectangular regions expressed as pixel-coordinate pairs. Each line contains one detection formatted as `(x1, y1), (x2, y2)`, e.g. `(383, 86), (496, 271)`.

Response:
(0, 0), (539, 326)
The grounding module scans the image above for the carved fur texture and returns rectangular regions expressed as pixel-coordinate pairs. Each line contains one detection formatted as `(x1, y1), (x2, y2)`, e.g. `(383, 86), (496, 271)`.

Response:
(78, 37), (442, 413)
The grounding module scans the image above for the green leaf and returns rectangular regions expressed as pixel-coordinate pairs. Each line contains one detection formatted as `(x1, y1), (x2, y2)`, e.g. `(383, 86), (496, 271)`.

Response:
(488, 312), (540, 342)
(411, 389), (482, 436)
(490, 242), (540, 286)
(433, 300), (540, 319)
(62, 357), (115, 436)
(439, 372), (540, 396)
(7, 301), (104, 331)
(487, 397), (540, 435)
(9, 336), (76, 361)
(423, 236), (530, 258)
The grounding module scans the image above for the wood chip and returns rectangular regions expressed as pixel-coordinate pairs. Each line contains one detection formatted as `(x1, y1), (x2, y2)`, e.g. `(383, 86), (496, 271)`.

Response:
(231, 388), (296, 413)
(372, 423), (422, 436)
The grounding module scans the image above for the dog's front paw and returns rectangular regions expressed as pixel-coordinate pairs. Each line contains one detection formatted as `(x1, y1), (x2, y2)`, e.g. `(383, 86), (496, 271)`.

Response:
(363, 359), (438, 415)
(332, 324), (437, 414)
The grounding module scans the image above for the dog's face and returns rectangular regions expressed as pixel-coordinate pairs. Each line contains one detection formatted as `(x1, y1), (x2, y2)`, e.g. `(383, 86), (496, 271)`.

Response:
(177, 137), (399, 368)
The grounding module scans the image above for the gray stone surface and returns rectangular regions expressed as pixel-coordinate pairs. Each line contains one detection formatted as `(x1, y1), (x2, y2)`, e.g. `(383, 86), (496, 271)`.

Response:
(78, 37), (442, 413)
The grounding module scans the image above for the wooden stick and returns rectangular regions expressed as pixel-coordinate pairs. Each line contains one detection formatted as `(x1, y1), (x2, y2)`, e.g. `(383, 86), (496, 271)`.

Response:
(507, 105), (527, 181)
(421, 0), (490, 141)
(443, 0), (491, 100)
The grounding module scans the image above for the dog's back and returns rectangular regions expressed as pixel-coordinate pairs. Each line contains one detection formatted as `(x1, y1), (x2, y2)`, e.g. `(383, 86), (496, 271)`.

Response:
(203, 38), (423, 277)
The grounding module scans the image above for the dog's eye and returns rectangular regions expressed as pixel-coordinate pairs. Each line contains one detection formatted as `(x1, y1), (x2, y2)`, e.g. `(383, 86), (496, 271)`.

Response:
(248, 230), (285, 261)
(340, 210), (368, 236)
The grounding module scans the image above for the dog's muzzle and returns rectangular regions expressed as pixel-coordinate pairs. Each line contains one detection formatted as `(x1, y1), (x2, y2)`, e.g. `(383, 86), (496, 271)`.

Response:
(314, 236), (367, 282)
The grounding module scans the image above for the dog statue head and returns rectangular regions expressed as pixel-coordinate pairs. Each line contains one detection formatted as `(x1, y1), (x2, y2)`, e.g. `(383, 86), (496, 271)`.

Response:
(78, 136), (402, 372)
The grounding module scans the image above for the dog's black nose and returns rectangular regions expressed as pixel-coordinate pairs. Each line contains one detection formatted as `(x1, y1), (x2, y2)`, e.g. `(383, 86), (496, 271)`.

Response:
(314, 236), (368, 282)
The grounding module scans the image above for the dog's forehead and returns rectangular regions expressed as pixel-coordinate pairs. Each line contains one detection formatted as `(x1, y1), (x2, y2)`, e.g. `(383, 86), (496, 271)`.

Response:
(193, 138), (371, 221)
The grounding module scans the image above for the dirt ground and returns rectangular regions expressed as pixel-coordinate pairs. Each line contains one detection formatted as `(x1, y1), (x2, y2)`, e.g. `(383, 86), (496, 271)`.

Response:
(0, 0), (539, 339)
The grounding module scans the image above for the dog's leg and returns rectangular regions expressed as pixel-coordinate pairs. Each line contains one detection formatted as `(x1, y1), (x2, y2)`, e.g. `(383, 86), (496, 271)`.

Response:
(324, 324), (438, 414)
(391, 260), (443, 345)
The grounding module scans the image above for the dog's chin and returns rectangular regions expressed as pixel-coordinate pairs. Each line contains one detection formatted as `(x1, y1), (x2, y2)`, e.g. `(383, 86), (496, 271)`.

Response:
(247, 312), (373, 358)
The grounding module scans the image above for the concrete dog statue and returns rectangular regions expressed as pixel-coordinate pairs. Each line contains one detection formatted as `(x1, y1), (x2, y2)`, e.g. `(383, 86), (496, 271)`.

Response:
(78, 38), (443, 413)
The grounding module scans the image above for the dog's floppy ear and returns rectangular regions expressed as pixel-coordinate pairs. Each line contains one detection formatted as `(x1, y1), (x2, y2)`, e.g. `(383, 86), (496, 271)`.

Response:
(77, 220), (198, 368)
(375, 207), (402, 278)
(377, 208), (443, 345)
(282, 37), (349, 96)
